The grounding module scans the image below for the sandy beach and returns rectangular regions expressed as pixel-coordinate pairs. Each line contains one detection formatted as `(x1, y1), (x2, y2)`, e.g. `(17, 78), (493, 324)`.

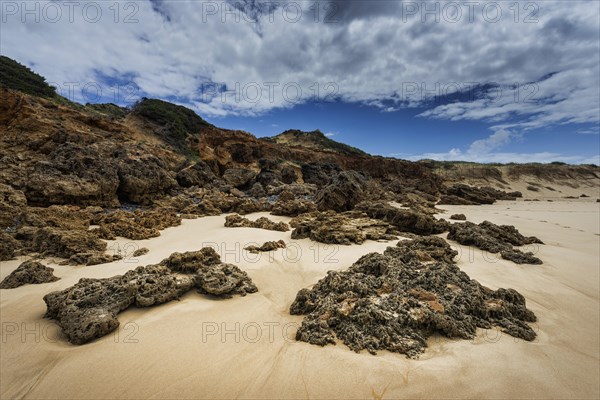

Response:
(1, 198), (598, 399)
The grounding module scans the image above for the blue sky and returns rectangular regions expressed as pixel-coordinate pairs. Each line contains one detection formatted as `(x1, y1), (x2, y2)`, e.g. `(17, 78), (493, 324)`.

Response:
(2, 0), (599, 163)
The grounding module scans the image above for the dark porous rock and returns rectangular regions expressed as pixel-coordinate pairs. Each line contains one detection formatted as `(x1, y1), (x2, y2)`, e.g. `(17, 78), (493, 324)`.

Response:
(281, 166), (298, 184)
(315, 170), (366, 212)
(580, 194), (589, 198)
(44, 248), (257, 344)
(447, 221), (543, 265)
(68, 252), (123, 266)
(355, 202), (449, 236)
(301, 163), (341, 187)
(176, 161), (217, 188)
(271, 192), (317, 217)
(117, 155), (177, 205)
(244, 240), (286, 254)
(500, 250), (543, 265)
(290, 244), (537, 358)
(1, 261), (60, 289)
(387, 236), (458, 264)
(21, 226), (107, 259)
(247, 182), (267, 198)
(25, 144), (120, 207)
(222, 168), (257, 189)
(92, 209), (181, 240)
(0, 232), (21, 261)
(439, 184), (495, 205)
(0, 183), (27, 229)
(132, 247), (149, 257)
(224, 214), (289, 231)
(450, 214), (467, 221)
(290, 211), (398, 245)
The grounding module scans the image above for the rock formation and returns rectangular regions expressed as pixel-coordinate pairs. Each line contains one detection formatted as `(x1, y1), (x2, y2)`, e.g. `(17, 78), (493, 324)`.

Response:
(355, 202), (449, 235)
(290, 211), (398, 245)
(447, 221), (543, 264)
(44, 248), (257, 344)
(0, 260), (60, 289)
(290, 240), (537, 358)
(244, 240), (286, 253)
(450, 214), (467, 221)
(224, 214), (289, 232)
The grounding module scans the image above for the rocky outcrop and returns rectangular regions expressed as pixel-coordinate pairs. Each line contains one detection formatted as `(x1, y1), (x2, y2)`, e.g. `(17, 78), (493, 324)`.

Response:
(271, 191), (317, 217)
(117, 155), (178, 205)
(0, 183), (27, 229)
(355, 202), (449, 235)
(447, 221), (544, 265)
(315, 170), (367, 212)
(290, 211), (398, 245)
(0, 260), (60, 289)
(44, 248), (257, 344)
(387, 236), (458, 264)
(132, 247), (149, 257)
(450, 214), (467, 221)
(222, 168), (257, 189)
(290, 241), (537, 357)
(439, 184), (522, 205)
(17, 226), (107, 259)
(91, 209), (181, 240)
(0, 232), (21, 261)
(244, 240), (286, 253)
(67, 252), (123, 266)
(301, 163), (342, 187)
(176, 160), (217, 188)
(224, 214), (289, 231)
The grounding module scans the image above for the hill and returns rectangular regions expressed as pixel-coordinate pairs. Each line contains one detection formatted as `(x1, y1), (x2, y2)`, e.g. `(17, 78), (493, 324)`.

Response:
(262, 129), (368, 156)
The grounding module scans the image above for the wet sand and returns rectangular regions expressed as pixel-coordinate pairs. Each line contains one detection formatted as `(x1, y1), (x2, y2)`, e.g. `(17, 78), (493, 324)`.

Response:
(1, 199), (599, 399)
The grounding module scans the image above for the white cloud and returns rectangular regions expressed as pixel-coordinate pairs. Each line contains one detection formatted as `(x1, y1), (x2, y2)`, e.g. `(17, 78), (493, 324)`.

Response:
(324, 132), (337, 137)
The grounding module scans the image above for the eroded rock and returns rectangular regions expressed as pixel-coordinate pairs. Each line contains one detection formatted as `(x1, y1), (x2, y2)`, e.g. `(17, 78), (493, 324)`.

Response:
(290, 211), (398, 245)
(447, 221), (543, 265)
(244, 240), (286, 254)
(44, 248), (257, 344)
(1, 260), (60, 289)
(290, 241), (537, 357)
(224, 214), (289, 231)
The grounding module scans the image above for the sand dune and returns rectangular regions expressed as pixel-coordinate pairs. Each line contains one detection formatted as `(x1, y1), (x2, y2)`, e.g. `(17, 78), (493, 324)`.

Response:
(1, 200), (599, 399)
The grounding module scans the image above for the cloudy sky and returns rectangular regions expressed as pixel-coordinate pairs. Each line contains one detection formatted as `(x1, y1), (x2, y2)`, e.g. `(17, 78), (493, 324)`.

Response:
(1, 0), (599, 163)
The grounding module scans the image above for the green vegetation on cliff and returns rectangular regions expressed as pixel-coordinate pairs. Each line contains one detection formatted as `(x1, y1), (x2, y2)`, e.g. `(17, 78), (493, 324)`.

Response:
(0, 56), (57, 98)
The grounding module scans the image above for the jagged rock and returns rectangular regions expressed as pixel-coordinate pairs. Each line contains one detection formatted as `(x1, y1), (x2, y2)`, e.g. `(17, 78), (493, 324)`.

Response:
(224, 214), (289, 231)
(315, 170), (366, 212)
(450, 214), (466, 221)
(290, 242), (537, 358)
(44, 248), (257, 344)
(290, 211), (398, 245)
(176, 161), (216, 188)
(244, 240), (286, 253)
(0, 261), (60, 289)
(247, 182), (267, 198)
(267, 183), (318, 198)
(387, 236), (458, 264)
(0, 232), (20, 261)
(117, 155), (177, 205)
(17, 226), (107, 259)
(439, 184), (521, 206)
(91, 209), (181, 240)
(132, 247), (149, 257)
(271, 191), (317, 217)
(355, 202), (449, 235)
(222, 168), (257, 189)
(281, 166), (298, 184)
(301, 163), (341, 187)
(500, 250), (543, 265)
(68, 252), (123, 266)
(26, 144), (120, 206)
(447, 221), (543, 265)
(0, 183), (27, 229)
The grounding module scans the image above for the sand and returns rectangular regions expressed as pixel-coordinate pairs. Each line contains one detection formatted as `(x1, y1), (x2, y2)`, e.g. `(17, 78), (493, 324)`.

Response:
(1, 199), (599, 399)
